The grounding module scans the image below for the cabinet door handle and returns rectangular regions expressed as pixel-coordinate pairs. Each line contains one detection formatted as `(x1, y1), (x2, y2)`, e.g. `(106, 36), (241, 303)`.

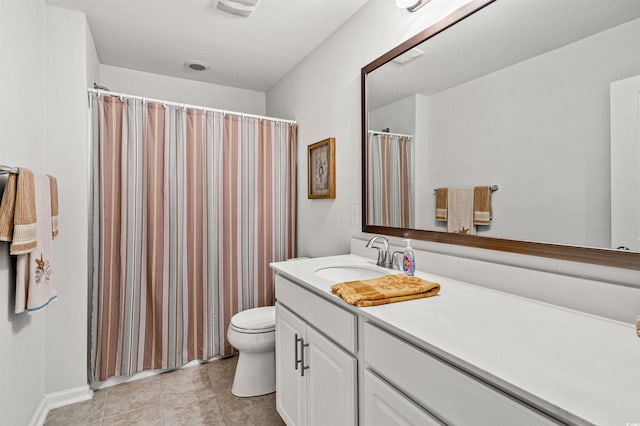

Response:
(301, 340), (310, 377)
(295, 334), (303, 370)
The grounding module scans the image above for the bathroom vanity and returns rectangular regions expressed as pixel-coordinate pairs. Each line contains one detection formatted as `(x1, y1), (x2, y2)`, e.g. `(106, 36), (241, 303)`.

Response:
(271, 255), (640, 425)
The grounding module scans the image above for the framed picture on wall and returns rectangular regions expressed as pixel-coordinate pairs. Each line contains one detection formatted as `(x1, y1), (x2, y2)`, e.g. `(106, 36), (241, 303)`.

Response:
(307, 137), (336, 199)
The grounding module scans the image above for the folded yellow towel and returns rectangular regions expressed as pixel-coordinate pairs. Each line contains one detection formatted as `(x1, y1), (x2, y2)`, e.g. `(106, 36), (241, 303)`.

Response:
(473, 186), (492, 225)
(331, 274), (440, 307)
(435, 188), (448, 222)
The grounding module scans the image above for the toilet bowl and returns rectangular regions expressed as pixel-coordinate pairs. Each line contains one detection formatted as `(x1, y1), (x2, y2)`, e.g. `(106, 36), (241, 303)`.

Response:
(227, 306), (276, 397)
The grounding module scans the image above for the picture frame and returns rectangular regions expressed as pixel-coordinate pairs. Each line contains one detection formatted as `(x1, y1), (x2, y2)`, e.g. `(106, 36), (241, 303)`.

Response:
(307, 137), (336, 199)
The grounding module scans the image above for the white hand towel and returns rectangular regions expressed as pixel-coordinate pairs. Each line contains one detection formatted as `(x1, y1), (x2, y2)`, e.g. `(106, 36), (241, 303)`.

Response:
(447, 187), (476, 235)
(14, 174), (57, 313)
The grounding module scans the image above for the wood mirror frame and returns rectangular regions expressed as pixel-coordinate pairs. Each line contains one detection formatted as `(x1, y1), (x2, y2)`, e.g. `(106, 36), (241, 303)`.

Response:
(361, 0), (640, 270)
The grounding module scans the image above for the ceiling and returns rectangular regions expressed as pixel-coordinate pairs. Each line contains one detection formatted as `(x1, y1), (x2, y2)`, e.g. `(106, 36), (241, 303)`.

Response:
(46, 0), (369, 91)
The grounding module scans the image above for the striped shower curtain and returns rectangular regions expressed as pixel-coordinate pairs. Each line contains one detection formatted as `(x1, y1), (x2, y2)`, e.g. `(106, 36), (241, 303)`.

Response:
(367, 133), (413, 228)
(90, 94), (296, 382)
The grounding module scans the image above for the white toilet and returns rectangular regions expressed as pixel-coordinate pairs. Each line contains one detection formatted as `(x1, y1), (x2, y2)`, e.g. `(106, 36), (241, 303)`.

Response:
(227, 305), (276, 397)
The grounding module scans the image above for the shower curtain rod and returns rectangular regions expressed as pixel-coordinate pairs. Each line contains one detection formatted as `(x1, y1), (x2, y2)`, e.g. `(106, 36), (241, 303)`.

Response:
(87, 88), (297, 124)
(368, 130), (413, 138)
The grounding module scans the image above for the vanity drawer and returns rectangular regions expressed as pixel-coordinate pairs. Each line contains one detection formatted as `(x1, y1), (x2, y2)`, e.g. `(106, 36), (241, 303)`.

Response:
(275, 274), (357, 353)
(364, 369), (444, 425)
(364, 323), (557, 426)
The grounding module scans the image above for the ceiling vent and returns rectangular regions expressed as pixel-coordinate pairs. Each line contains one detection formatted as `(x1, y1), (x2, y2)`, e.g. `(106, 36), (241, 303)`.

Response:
(217, 0), (261, 17)
(392, 48), (424, 65)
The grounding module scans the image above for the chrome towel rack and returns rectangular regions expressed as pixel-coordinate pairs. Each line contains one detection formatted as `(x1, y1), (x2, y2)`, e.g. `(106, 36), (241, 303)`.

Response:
(0, 165), (19, 175)
(433, 185), (499, 193)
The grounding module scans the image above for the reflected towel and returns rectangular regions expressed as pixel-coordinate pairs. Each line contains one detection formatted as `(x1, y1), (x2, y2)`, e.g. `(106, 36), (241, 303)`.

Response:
(331, 273), (440, 307)
(15, 174), (57, 313)
(447, 187), (476, 235)
(474, 186), (492, 225)
(435, 187), (448, 221)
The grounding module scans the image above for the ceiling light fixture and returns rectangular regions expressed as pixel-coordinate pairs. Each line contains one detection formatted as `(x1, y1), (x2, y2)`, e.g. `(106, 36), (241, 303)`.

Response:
(396, 0), (431, 12)
(217, 0), (261, 17)
(185, 61), (209, 71)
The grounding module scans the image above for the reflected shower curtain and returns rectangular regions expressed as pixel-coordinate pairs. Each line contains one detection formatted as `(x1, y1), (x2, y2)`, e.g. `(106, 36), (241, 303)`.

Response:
(90, 94), (296, 381)
(367, 133), (413, 228)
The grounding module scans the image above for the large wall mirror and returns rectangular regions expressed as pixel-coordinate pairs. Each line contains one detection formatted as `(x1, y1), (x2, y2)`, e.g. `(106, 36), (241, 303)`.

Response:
(362, 0), (640, 269)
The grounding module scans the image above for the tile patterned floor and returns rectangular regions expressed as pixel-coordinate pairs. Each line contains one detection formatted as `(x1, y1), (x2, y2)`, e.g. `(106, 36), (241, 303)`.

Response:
(45, 356), (285, 426)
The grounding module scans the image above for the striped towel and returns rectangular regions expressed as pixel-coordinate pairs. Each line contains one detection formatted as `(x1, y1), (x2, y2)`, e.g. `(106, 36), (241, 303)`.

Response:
(331, 274), (440, 307)
(435, 187), (448, 221)
(48, 175), (59, 238)
(0, 170), (59, 249)
(0, 168), (37, 254)
(473, 186), (492, 225)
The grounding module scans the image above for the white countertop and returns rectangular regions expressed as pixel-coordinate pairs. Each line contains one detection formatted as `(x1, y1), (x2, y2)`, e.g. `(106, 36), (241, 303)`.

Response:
(271, 254), (640, 426)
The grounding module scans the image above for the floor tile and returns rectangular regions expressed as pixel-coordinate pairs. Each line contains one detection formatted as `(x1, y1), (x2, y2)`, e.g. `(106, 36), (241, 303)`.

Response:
(103, 375), (161, 418)
(102, 404), (162, 426)
(44, 355), (284, 425)
(162, 394), (225, 425)
(44, 390), (107, 426)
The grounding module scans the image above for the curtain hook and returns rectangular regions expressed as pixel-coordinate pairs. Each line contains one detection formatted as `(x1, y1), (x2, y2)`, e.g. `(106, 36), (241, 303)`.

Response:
(142, 97), (146, 105)
(119, 94), (124, 102)
(162, 101), (167, 109)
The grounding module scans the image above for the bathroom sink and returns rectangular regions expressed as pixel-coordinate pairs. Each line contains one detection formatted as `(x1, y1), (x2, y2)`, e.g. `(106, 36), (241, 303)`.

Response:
(314, 264), (391, 282)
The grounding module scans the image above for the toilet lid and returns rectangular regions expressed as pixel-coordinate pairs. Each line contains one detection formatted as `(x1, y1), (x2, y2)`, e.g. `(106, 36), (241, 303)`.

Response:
(230, 306), (275, 332)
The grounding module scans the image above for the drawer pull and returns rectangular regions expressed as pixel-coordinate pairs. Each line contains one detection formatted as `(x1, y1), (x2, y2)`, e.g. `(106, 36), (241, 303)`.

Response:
(301, 340), (310, 377)
(295, 334), (303, 370)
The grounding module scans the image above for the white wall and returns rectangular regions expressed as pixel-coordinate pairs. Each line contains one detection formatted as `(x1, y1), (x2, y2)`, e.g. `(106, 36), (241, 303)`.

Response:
(421, 18), (640, 247)
(100, 64), (266, 114)
(267, 0), (475, 258)
(268, 0), (640, 293)
(86, 22), (100, 86)
(0, 0), (48, 424)
(368, 95), (416, 134)
(45, 5), (96, 396)
(414, 94), (430, 229)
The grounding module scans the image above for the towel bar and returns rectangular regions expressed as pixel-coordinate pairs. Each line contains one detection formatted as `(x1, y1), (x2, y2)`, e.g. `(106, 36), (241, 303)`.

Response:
(433, 185), (498, 193)
(0, 165), (19, 175)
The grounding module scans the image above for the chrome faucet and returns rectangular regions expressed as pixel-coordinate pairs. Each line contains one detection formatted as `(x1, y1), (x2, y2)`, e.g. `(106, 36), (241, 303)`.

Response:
(366, 236), (392, 268)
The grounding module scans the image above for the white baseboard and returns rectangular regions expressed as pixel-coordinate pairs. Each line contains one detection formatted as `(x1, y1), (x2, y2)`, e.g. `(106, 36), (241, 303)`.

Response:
(46, 384), (93, 410)
(28, 398), (48, 426)
(28, 385), (93, 426)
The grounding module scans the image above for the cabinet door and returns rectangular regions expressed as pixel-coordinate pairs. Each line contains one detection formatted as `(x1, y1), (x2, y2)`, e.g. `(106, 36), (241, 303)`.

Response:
(305, 326), (357, 426)
(275, 303), (306, 426)
(364, 370), (444, 426)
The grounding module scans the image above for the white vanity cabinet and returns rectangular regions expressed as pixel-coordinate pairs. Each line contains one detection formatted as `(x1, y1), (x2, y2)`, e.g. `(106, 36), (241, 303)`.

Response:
(363, 323), (557, 426)
(271, 255), (640, 426)
(275, 275), (358, 426)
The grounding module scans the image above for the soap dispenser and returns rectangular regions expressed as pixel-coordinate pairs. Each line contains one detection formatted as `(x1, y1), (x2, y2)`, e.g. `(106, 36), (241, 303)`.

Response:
(402, 239), (416, 276)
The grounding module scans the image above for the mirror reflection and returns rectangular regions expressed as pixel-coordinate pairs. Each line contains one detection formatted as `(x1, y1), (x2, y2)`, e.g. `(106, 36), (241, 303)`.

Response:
(365, 0), (640, 251)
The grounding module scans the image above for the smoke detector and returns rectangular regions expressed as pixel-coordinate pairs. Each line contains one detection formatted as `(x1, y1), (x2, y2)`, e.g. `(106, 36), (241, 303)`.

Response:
(185, 61), (209, 72)
(217, 0), (261, 17)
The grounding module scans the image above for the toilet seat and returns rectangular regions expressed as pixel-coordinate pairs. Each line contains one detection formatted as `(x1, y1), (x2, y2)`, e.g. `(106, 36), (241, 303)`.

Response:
(230, 306), (275, 334)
